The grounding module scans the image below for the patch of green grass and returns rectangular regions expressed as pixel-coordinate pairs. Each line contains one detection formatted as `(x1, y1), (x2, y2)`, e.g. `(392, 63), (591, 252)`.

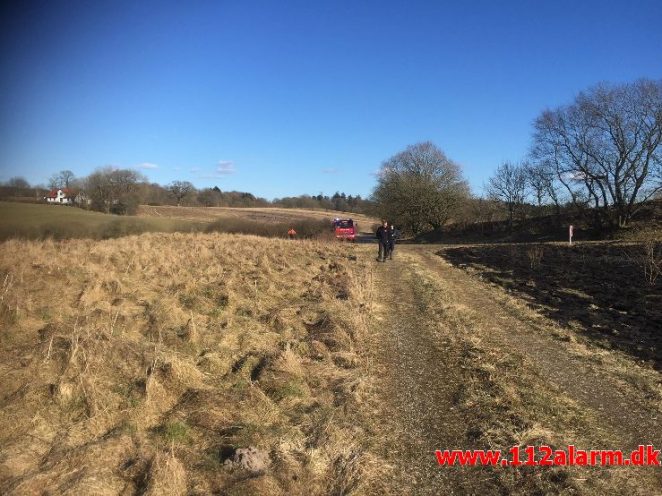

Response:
(112, 382), (144, 409)
(161, 420), (191, 444)
(270, 380), (306, 401)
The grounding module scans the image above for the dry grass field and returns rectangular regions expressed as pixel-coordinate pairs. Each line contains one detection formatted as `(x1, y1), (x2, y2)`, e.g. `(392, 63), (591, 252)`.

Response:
(0, 202), (199, 241)
(1, 218), (660, 494)
(138, 205), (377, 231)
(0, 202), (377, 242)
(0, 233), (386, 494)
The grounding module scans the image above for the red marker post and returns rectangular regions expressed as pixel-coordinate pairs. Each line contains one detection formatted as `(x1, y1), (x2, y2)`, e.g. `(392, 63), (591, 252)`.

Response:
(569, 225), (574, 245)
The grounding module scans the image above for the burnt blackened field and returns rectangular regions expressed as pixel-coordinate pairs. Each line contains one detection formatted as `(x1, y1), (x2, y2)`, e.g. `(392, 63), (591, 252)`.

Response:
(440, 242), (662, 370)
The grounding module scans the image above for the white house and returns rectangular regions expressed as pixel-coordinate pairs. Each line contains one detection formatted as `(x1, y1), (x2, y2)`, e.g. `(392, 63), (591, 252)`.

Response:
(45, 189), (73, 204)
(74, 192), (91, 206)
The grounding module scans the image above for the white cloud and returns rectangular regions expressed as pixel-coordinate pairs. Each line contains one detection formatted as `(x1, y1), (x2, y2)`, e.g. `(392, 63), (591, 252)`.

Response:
(217, 160), (236, 175)
(192, 160), (238, 179)
(138, 162), (159, 169)
(322, 167), (339, 174)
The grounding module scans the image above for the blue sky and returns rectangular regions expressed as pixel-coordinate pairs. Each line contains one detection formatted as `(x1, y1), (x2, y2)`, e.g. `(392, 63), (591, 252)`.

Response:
(1, 1), (661, 199)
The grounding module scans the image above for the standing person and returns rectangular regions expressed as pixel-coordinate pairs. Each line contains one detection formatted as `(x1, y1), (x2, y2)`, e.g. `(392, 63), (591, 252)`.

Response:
(287, 227), (297, 240)
(375, 220), (389, 262)
(387, 224), (399, 259)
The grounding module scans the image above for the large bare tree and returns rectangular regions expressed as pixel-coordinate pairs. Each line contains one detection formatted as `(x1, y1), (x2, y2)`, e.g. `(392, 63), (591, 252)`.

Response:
(372, 142), (469, 235)
(524, 161), (562, 214)
(486, 161), (528, 229)
(48, 170), (76, 189)
(167, 180), (196, 206)
(85, 167), (145, 214)
(532, 79), (662, 227)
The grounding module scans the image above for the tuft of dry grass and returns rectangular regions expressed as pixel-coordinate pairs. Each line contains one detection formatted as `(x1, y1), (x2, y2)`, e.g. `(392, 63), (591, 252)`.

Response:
(0, 232), (377, 494)
(145, 451), (187, 496)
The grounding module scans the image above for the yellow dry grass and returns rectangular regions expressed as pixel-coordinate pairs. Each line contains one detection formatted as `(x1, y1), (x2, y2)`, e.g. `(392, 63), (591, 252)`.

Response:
(138, 204), (378, 231)
(0, 232), (378, 494)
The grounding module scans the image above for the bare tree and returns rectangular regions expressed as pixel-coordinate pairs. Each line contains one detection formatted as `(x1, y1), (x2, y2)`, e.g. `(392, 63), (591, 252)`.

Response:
(0, 177), (32, 199)
(60, 170), (75, 188)
(486, 161), (528, 229)
(48, 170), (76, 189)
(524, 161), (562, 214)
(372, 142), (470, 235)
(7, 177), (30, 189)
(85, 167), (145, 214)
(167, 180), (196, 206)
(532, 79), (662, 227)
(197, 187), (222, 207)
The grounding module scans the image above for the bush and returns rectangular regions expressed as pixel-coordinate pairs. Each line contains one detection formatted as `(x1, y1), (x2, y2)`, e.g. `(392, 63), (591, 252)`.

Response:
(205, 218), (329, 239)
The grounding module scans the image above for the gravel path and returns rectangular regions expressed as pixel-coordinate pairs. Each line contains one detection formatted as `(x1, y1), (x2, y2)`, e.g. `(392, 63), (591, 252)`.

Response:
(366, 245), (662, 493)
(368, 253), (491, 494)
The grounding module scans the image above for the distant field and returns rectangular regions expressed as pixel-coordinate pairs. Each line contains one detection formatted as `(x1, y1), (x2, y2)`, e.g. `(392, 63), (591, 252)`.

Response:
(0, 202), (198, 241)
(138, 205), (377, 233)
(0, 202), (376, 241)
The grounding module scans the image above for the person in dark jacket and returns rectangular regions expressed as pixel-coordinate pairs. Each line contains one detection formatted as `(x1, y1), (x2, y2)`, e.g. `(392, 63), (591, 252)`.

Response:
(375, 220), (389, 262)
(387, 224), (399, 259)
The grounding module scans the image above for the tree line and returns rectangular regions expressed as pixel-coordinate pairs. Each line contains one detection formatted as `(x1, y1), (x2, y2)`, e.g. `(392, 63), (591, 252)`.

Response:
(4, 78), (659, 230)
(372, 78), (661, 235)
(0, 170), (372, 215)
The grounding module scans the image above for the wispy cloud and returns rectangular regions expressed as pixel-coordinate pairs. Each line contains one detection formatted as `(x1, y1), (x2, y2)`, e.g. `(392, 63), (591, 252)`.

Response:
(138, 162), (159, 170)
(217, 160), (236, 175)
(195, 160), (238, 179)
(322, 167), (339, 174)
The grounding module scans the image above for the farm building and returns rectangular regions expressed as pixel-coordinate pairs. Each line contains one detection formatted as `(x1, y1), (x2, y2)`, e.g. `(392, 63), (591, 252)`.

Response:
(44, 188), (73, 204)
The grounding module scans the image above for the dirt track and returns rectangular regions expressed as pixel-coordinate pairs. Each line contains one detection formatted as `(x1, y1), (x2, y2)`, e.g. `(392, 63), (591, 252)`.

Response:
(366, 244), (662, 494)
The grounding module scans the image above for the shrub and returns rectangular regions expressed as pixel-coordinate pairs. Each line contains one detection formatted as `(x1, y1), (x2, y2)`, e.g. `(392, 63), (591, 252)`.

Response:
(205, 218), (329, 239)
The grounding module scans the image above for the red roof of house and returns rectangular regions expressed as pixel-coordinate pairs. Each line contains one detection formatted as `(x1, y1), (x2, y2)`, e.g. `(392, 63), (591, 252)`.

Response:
(46, 188), (73, 198)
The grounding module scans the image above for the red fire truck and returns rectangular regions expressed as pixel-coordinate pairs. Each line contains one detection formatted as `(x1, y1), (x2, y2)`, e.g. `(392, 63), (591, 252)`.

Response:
(333, 218), (357, 241)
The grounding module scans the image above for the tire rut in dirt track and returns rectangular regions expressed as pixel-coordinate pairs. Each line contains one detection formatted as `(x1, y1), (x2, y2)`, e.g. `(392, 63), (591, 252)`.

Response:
(369, 257), (493, 494)
(413, 246), (662, 451)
